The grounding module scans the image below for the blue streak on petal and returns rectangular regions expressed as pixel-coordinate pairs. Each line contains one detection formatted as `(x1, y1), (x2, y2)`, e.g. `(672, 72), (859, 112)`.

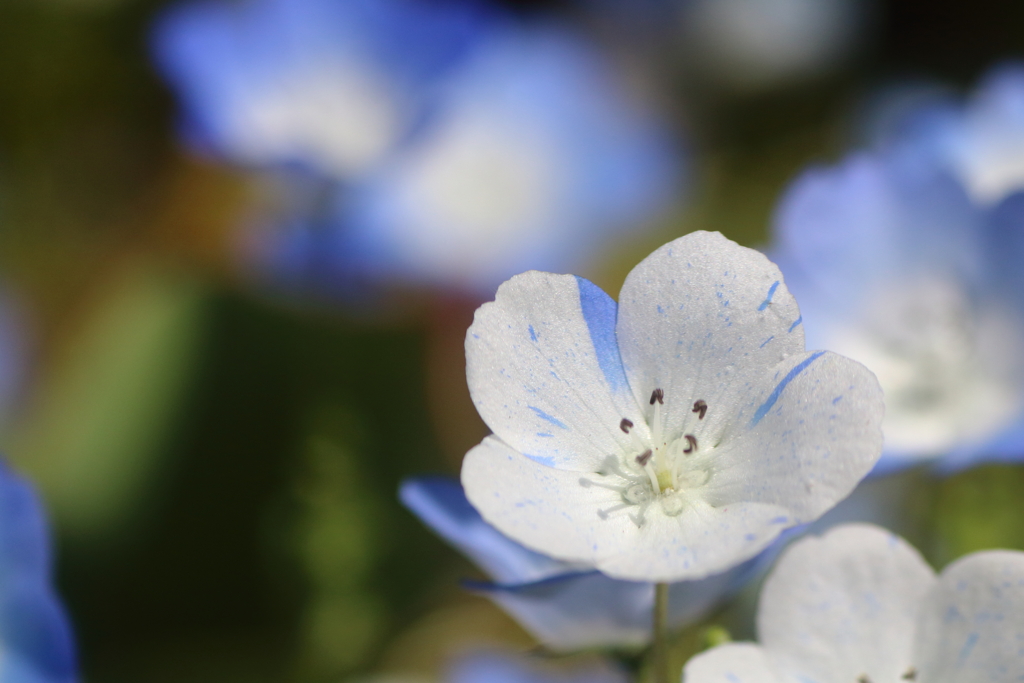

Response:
(575, 276), (628, 393)
(957, 632), (979, 666)
(788, 315), (803, 333)
(528, 325), (537, 342)
(750, 351), (826, 427)
(529, 406), (568, 429)
(758, 280), (780, 311)
(759, 335), (775, 349)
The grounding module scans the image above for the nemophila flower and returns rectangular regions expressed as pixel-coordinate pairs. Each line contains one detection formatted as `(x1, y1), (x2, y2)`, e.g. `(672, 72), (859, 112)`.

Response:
(683, 523), (1024, 683)
(270, 23), (682, 294)
(152, 0), (493, 178)
(401, 476), (767, 650)
(772, 151), (1024, 471)
(460, 231), (883, 582)
(881, 63), (1024, 206)
(0, 461), (78, 683)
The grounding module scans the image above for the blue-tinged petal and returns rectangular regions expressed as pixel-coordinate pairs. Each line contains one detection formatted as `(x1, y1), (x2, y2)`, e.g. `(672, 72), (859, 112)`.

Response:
(399, 476), (581, 585)
(773, 153), (981, 322)
(462, 436), (793, 582)
(471, 559), (760, 651)
(616, 231), (805, 441)
(0, 462), (50, 580)
(947, 62), (1024, 205)
(682, 643), (780, 683)
(151, 0), (495, 177)
(983, 190), (1024, 308)
(0, 463), (77, 683)
(703, 350), (884, 521)
(466, 272), (645, 471)
(0, 577), (78, 683)
(913, 550), (1024, 683)
(341, 23), (682, 293)
(448, 651), (627, 683)
(757, 525), (934, 683)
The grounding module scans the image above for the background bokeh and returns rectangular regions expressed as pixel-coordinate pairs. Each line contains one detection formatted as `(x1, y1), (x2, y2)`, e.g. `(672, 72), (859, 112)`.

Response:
(2, 0), (1024, 681)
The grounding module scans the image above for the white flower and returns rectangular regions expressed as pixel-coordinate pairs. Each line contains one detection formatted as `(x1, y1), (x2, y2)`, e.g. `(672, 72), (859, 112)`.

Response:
(461, 231), (884, 582)
(684, 523), (1024, 683)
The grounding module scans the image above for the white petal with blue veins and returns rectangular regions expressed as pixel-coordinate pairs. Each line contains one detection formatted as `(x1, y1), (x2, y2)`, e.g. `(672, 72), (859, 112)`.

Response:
(701, 349), (884, 520)
(914, 549), (1024, 683)
(467, 271), (645, 470)
(757, 524), (935, 683)
(616, 231), (805, 444)
(461, 436), (794, 582)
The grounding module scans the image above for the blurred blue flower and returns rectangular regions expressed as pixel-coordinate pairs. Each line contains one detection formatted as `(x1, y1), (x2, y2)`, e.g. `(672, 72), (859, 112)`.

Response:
(400, 476), (761, 651)
(448, 651), (626, 683)
(152, 0), (495, 178)
(258, 22), (684, 295)
(877, 63), (1024, 206)
(0, 461), (77, 683)
(771, 149), (1024, 473)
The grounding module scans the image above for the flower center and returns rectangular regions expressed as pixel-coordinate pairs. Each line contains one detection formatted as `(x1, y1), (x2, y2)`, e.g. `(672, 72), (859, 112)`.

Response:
(581, 389), (715, 526)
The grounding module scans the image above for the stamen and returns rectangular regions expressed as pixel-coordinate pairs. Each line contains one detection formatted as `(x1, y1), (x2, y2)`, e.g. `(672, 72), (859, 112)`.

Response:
(579, 477), (627, 493)
(650, 389), (664, 452)
(629, 499), (653, 527)
(635, 449), (652, 467)
(692, 399), (707, 420)
(598, 502), (631, 520)
(641, 460), (661, 494)
(902, 668), (917, 681)
(683, 434), (698, 454)
(858, 676), (872, 683)
(620, 418), (633, 434)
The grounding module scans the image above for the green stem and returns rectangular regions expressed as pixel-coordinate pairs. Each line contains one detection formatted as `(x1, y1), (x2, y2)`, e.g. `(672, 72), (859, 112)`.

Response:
(652, 582), (671, 683)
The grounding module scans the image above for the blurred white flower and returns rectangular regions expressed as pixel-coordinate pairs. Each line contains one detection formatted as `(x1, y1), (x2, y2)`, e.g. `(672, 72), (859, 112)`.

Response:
(681, 0), (871, 90)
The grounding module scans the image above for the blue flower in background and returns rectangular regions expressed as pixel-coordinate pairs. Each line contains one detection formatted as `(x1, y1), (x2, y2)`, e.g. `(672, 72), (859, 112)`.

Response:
(152, 0), (495, 178)
(878, 63), (1024, 206)
(257, 22), (683, 295)
(448, 651), (626, 683)
(0, 461), (77, 683)
(401, 476), (768, 651)
(772, 149), (1024, 472)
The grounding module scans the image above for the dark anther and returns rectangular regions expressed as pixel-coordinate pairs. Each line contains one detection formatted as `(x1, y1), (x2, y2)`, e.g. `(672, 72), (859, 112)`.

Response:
(620, 418), (634, 434)
(692, 399), (707, 420)
(635, 450), (652, 467)
(683, 434), (697, 454)
(857, 676), (872, 683)
(650, 388), (664, 405)
(902, 668), (917, 681)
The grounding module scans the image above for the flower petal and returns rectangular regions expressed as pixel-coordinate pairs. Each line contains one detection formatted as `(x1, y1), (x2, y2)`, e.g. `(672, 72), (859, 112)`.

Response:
(700, 349), (884, 520)
(470, 557), (762, 651)
(682, 643), (781, 683)
(467, 272), (645, 470)
(399, 476), (584, 585)
(448, 650), (627, 683)
(757, 524), (936, 683)
(469, 571), (654, 651)
(913, 549), (1024, 683)
(461, 435), (792, 581)
(616, 231), (805, 442)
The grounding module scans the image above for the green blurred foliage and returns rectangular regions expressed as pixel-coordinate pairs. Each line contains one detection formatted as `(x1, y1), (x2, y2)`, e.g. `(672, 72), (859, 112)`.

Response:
(9, 262), (207, 543)
(932, 464), (1024, 565)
